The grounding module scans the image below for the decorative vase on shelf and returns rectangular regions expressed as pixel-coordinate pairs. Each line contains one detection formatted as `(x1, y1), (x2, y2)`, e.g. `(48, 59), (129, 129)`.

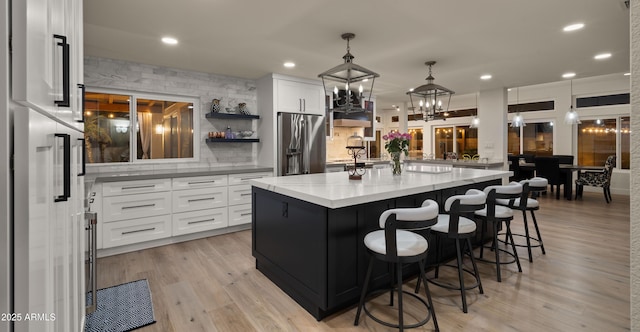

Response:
(390, 152), (402, 175)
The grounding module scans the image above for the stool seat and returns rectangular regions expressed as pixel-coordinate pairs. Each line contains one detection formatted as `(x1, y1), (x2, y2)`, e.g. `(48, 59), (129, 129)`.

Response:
(496, 197), (539, 209)
(364, 230), (428, 257)
(475, 205), (514, 218)
(431, 215), (476, 234)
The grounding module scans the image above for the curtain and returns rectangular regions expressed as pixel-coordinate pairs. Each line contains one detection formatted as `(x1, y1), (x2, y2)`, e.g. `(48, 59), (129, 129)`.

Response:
(138, 113), (152, 159)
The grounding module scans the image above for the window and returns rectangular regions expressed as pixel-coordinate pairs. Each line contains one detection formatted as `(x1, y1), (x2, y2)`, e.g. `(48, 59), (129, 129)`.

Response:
(507, 121), (554, 156)
(577, 117), (629, 169)
(407, 128), (423, 158)
(84, 90), (197, 164)
(456, 125), (478, 157)
(434, 127), (454, 159)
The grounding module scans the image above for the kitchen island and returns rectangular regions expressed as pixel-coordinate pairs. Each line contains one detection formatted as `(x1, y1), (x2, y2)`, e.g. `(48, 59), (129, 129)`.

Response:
(250, 168), (510, 320)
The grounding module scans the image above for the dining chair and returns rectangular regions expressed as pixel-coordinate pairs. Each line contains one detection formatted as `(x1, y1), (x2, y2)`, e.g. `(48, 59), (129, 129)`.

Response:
(534, 156), (563, 199)
(575, 155), (616, 203)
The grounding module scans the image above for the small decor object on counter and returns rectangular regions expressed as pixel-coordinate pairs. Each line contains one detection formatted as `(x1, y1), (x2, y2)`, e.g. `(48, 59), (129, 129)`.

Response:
(238, 103), (251, 115)
(211, 99), (221, 113)
(346, 132), (366, 180)
(225, 107), (235, 114)
(383, 130), (411, 175)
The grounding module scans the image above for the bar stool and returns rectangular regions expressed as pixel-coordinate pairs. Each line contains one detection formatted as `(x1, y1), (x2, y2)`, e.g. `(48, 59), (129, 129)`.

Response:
(497, 177), (548, 262)
(417, 189), (487, 313)
(354, 200), (440, 332)
(474, 182), (524, 282)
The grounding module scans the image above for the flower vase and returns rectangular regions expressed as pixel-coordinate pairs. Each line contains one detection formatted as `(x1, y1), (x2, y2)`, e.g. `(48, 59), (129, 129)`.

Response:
(390, 152), (402, 175)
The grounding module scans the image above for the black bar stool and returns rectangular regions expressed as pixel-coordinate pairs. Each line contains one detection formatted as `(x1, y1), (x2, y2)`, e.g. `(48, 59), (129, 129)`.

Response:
(474, 182), (524, 282)
(417, 189), (487, 313)
(497, 177), (548, 262)
(354, 199), (440, 331)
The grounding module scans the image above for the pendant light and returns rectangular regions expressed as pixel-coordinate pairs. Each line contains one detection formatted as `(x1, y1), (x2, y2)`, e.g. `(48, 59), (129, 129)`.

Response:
(564, 80), (581, 125)
(469, 92), (479, 128)
(511, 87), (526, 128)
(407, 61), (455, 122)
(318, 33), (379, 114)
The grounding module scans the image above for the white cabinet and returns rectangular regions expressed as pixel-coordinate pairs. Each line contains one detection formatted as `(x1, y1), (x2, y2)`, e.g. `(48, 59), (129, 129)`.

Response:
(172, 208), (228, 236)
(12, 0), (83, 126)
(276, 78), (325, 115)
(102, 178), (171, 196)
(14, 108), (85, 332)
(172, 187), (227, 213)
(227, 172), (272, 226)
(172, 175), (227, 190)
(103, 192), (172, 222)
(103, 215), (172, 248)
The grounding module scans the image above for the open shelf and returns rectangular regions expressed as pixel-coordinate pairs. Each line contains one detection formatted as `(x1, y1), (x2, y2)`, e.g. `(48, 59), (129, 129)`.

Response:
(206, 112), (260, 120)
(205, 138), (260, 143)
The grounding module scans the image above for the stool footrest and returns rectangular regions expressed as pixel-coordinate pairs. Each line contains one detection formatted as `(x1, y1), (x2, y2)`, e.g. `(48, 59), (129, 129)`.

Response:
(426, 264), (482, 292)
(362, 288), (433, 329)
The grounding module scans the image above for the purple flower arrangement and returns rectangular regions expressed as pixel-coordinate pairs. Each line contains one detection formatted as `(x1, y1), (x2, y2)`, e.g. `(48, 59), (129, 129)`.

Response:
(383, 131), (411, 156)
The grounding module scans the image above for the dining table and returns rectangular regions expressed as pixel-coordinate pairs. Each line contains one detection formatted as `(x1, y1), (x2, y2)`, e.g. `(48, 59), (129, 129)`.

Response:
(519, 162), (606, 200)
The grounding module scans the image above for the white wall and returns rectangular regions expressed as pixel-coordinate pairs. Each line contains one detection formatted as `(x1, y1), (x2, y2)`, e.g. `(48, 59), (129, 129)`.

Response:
(377, 73), (631, 195)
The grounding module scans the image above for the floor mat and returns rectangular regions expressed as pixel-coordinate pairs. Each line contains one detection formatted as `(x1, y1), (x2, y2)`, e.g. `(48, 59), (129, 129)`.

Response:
(85, 279), (156, 332)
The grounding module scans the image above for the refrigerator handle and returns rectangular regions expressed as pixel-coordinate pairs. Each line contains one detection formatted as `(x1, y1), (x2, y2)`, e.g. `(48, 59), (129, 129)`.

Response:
(78, 138), (86, 176)
(303, 118), (309, 174)
(54, 133), (71, 202)
(85, 211), (98, 314)
(76, 84), (85, 123)
(53, 35), (70, 107)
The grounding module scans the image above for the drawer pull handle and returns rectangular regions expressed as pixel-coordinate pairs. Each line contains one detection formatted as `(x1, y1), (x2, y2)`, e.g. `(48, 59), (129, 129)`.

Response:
(240, 176), (263, 181)
(240, 213), (252, 216)
(188, 180), (217, 185)
(121, 203), (155, 210)
(187, 218), (215, 225)
(122, 185), (156, 190)
(122, 227), (155, 235)
(187, 197), (215, 203)
(240, 193), (251, 196)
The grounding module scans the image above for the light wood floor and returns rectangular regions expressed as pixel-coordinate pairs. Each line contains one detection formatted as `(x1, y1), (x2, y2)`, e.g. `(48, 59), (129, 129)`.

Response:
(97, 191), (630, 331)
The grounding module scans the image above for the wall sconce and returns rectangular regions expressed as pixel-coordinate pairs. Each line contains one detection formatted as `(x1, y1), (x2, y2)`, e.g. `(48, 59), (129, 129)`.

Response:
(115, 125), (128, 133)
(155, 124), (164, 134)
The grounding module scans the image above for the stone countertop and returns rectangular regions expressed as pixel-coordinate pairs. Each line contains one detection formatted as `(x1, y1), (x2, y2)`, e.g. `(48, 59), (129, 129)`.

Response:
(250, 168), (511, 209)
(87, 165), (273, 183)
(407, 158), (505, 168)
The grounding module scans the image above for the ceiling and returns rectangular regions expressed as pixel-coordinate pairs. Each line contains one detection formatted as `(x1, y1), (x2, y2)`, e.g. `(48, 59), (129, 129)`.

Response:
(84, 0), (630, 109)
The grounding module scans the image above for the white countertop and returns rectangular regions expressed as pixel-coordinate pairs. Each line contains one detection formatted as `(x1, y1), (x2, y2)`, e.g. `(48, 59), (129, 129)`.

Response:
(250, 168), (511, 209)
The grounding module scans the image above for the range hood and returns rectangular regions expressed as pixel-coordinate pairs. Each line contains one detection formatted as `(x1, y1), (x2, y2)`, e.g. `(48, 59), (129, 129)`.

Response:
(333, 112), (371, 127)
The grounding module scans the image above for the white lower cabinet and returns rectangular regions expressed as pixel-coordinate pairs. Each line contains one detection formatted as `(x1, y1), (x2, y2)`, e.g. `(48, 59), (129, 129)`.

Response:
(172, 187), (227, 213)
(229, 204), (252, 227)
(94, 170), (271, 253)
(103, 191), (172, 222)
(102, 214), (172, 248)
(173, 207), (228, 236)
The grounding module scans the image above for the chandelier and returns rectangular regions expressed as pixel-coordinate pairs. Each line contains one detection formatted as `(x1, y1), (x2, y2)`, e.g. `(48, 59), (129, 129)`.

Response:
(469, 92), (479, 128)
(407, 61), (454, 121)
(318, 33), (379, 114)
(510, 87), (526, 128)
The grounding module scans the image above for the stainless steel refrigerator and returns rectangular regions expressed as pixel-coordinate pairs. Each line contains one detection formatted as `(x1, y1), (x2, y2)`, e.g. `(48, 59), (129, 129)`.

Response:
(277, 112), (326, 176)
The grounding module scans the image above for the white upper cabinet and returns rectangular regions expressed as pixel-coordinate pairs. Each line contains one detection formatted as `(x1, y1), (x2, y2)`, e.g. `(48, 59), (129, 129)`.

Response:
(12, 0), (83, 126)
(276, 78), (325, 115)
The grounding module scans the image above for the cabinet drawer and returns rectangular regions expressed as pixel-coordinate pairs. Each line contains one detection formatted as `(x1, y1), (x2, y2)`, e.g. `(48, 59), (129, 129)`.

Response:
(228, 185), (252, 206)
(229, 204), (252, 227)
(228, 172), (273, 186)
(102, 178), (171, 196)
(172, 208), (228, 236)
(103, 191), (171, 223)
(102, 215), (171, 248)
(172, 187), (227, 213)
(172, 175), (228, 190)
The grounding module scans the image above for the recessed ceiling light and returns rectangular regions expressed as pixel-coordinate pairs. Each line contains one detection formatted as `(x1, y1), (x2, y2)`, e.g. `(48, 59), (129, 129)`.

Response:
(363, 78), (369, 82)
(283, 62), (295, 68)
(594, 53), (612, 60)
(563, 23), (584, 32)
(624, 72), (631, 76)
(562, 72), (576, 78)
(409, 88), (414, 92)
(507, 88), (512, 92)
(161, 37), (178, 45)
(480, 74), (492, 80)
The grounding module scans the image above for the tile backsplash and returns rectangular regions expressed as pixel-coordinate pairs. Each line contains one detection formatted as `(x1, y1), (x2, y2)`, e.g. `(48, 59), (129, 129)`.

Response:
(326, 127), (366, 160)
(84, 56), (258, 174)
